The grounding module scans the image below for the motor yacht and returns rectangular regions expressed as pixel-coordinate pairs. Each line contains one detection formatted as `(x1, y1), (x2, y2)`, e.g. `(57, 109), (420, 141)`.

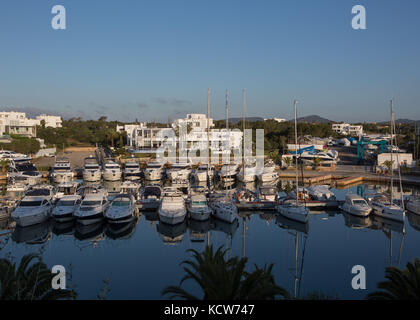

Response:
(192, 164), (214, 183)
(257, 160), (279, 183)
(187, 194), (212, 221)
(144, 160), (163, 181)
(50, 157), (74, 183)
(7, 160), (42, 185)
(218, 164), (239, 182)
(120, 180), (141, 200)
(305, 185), (336, 201)
(138, 185), (162, 210)
(102, 159), (122, 181)
(340, 194), (372, 217)
(74, 192), (109, 225)
(123, 160), (141, 180)
(208, 192), (238, 223)
(105, 194), (137, 224)
(82, 156), (102, 182)
(11, 194), (53, 227)
(55, 181), (81, 199)
(52, 195), (82, 222)
(237, 165), (256, 183)
(166, 162), (192, 182)
(158, 188), (187, 225)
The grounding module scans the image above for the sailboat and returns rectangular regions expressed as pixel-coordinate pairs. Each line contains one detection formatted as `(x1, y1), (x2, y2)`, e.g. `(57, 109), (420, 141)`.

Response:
(276, 100), (309, 223)
(368, 100), (405, 222)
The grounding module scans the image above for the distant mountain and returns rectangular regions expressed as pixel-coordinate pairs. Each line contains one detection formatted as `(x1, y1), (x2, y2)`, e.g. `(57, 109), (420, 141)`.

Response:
(295, 115), (333, 123)
(217, 117), (264, 124)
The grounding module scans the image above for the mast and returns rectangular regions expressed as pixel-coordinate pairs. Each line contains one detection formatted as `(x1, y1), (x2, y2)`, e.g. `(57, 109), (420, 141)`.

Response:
(225, 89), (229, 131)
(242, 89), (246, 167)
(207, 88), (210, 183)
(294, 100), (299, 206)
(390, 99), (394, 204)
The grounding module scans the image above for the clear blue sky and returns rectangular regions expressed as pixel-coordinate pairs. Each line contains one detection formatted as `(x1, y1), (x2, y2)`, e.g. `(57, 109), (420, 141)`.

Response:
(0, 0), (419, 123)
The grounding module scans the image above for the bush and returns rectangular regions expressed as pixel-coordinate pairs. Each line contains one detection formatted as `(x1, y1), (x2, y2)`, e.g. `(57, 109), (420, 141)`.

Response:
(0, 136), (41, 154)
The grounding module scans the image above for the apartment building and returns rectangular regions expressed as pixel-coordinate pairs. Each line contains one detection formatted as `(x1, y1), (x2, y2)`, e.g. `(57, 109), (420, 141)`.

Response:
(36, 114), (62, 128)
(332, 123), (363, 136)
(0, 111), (39, 137)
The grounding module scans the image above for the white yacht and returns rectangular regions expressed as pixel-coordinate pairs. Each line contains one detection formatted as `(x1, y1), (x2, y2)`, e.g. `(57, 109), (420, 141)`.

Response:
(299, 150), (339, 165)
(187, 194), (212, 221)
(123, 160), (141, 180)
(305, 185), (336, 201)
(192, 164), (214, 183)
(167, 162), (191, 182)
(257, 160), (278, 183)
(82, 156), (102, 182)
(11, 195), (53, 227)
(52, 195), (82, 222)
(50, 157), (74, 183)
(144, 161), (163, 181)
(0, 150), (28, 160)
(120, 180), (141, 200)
(105, 194), (137, 224)
(218, 164), (239, 182)
(7, 160), (42, 186)
(138, 185), (162, 210)
(158, 188), (187, 225)
(406, 197), (420, 215)
(102, 160), (122, 181)
(237, 165), (257, 183)
(74, 193), (109, 225)
(55, 181), (81, 199)
(208, 192), (238, 223)
(340, 194), (372, 217)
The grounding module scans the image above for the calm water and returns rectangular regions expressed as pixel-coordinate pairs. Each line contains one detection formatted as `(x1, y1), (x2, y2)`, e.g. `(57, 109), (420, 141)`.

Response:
(1, 181), (420, 300)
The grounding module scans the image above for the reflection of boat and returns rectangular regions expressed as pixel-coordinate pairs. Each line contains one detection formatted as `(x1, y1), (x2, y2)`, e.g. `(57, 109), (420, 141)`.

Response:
(276, 214), (309, 234)
(212, 217), (239, 236)
(370, 215), (405, 234)
(342, 212), (372, 229)
(407, 212), (420, 231)
(106, 217), (139, 239)
(144, 210), (159, 222)
(406, 197), (420, 215)
(12, 220), (52, 244)
(188, 218), (211, 242)
(52, 220), (75, 235)
(74, 221), (105, 241)
(157, 220), (187, 245)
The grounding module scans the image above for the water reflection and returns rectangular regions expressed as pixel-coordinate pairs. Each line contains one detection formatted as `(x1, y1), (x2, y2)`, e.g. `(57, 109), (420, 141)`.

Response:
(342, 212), (372, 229)
(157, 220), (187, 245)
(12, 220), (52, 244)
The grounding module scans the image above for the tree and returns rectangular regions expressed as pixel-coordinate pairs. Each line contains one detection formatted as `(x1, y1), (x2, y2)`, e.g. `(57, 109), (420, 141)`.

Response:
(0, 253), (76, 300)
(383, 160), (394, 175)
(367, 258), (420, 300)
(162, 245), (289, 300)
(313, 157), (322, 167)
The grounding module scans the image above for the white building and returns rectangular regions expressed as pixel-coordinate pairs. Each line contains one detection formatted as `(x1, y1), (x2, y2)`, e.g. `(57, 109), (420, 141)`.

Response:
(172, 113), (214, 130)
(0, 111), (39, 137)
(377, 153), (414, 169)
(36, 114), (62, 128)
(332, 123), (363, 136)
(264, 118), (286, 123)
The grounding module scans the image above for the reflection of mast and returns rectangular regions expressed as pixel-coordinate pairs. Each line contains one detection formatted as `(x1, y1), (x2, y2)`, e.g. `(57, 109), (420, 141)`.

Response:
(242, 217), (246, 258)
(294, 232), (298, 299)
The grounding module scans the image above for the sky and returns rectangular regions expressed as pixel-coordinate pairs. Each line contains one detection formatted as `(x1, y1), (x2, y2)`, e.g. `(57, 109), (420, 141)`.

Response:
(0, 0), (419, 123)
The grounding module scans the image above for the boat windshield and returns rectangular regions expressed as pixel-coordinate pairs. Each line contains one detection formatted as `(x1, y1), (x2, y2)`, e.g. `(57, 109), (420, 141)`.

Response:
(353, 199), (367, 205)
(126, 163), (139, 168)
(81, 200), (101, 206)
(112, 201), (130, 207)
(20, 200), (42, 207)
(192, 201), (207, 206)
(26, 189), (51, 196)
(57, 200), (76, 206)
